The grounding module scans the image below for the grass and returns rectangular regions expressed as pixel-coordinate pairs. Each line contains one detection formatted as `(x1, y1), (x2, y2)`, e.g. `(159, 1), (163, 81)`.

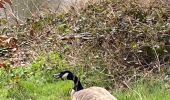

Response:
(0, 52), (169, 100)
(114, 80), (170, 100)
(3, 80), (72, 100)
(0, 63), (169, 100)
(0, 76), (169, 100)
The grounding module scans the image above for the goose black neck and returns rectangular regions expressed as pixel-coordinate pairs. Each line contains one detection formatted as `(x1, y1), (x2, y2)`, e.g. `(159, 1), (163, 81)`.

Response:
(73, 76), (83, 91)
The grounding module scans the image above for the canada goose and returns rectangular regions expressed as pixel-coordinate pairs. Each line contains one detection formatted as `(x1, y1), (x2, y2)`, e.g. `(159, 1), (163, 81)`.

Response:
(53, 70), (117, 100)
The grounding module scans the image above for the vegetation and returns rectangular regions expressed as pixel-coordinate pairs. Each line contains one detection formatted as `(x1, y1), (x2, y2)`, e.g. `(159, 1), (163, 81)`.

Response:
(0, 53), (169, 100)
(0, 0), (170, 100)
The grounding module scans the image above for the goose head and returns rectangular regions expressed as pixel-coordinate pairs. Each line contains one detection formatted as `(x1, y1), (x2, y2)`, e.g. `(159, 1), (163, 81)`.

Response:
(53, 70), (74, 80)
(53, 70), (84, 91)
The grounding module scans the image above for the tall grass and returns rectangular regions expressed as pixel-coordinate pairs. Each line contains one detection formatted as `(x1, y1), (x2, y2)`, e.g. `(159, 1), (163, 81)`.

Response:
(0, 52), (169, 100)
(0, 68), (169, 100)
(115, 79), (170, 100)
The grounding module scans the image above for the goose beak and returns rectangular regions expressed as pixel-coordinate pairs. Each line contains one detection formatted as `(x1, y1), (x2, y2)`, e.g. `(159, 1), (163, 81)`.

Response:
(53, 73), (64, 80)
(53, 73), (60, 79)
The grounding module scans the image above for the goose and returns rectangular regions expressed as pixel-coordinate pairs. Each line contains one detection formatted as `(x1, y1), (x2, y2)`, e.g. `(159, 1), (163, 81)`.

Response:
(53, 70), (117, 100)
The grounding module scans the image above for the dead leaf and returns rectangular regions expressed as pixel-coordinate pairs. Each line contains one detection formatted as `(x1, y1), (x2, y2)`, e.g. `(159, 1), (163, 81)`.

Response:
(0, 35), (8, 41)
(0, 35), (18, 50)
(0, 63), (6, 68)
(6, 37), (18, 49)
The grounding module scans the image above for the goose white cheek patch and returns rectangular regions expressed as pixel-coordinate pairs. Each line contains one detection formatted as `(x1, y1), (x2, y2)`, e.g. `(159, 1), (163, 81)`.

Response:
(62, 73), (69, 78)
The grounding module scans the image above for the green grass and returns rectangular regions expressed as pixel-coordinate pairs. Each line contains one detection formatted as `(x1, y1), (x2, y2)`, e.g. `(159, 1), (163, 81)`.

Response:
(0, 76), (169, 100)
(4, 80), (72, 100)
(0, 52), (169, 100)
(114, 80), (170, 100)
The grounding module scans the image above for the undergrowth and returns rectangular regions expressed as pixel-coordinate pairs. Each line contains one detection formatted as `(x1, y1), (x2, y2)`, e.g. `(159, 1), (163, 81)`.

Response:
(0, 52), (169, 100)
(0, 0), (170, 99)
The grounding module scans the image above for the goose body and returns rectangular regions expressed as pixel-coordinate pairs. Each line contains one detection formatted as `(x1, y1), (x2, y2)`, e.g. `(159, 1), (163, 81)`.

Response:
(71, 86), (117, 100)
(54, 71), (117, 100)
